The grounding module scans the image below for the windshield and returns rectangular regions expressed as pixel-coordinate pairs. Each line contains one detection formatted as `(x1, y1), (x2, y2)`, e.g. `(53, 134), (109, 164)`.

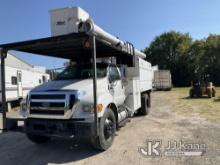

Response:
(55, 63), (108, 80)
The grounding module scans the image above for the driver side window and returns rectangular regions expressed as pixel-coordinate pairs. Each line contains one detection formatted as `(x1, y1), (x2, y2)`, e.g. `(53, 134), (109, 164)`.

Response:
(108, 66), (120, 82)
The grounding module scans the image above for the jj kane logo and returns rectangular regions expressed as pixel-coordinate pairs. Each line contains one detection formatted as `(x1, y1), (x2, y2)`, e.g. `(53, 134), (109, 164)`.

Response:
(139, 140), (162, 157)
(139, 140), (206, 157)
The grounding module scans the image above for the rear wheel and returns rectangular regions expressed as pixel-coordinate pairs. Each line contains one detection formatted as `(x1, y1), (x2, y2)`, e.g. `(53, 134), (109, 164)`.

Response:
(212, 88), (216, 97)
(91, 108), (116, 151)
(26, 134), (50, 144)
(207, 89), (212, 98)
(138, 93), (151, 116)
(189, 89), (194, 98)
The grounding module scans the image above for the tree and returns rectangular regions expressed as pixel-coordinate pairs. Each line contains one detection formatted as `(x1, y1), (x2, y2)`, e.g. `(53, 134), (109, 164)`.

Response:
(187, 39), (206, 81)
(189, 34), (220, 85)
(145, 31), (193, 86)
(202, 34), (220, 84)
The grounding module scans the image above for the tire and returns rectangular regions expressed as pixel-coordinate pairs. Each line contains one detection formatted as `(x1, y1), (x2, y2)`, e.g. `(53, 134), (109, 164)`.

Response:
(139, 93), (150, 116)
(26, 133), (50, 144)
(212, 88), (216, 97)
(189, 89), (193, 98)
(207, 89), (212, 98)
(91, 108), (116, 151)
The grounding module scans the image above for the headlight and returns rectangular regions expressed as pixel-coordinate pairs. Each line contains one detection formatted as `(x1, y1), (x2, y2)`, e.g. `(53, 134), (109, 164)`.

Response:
(20, 99), (28, 117)
(76, 91), (86, 98)
(82, 104), (103, 113)
(19, 95), (29, 118)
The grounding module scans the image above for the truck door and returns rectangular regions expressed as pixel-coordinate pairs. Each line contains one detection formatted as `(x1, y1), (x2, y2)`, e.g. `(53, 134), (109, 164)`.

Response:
(17, 71), (23, 98)
(108, 66), (125, 105)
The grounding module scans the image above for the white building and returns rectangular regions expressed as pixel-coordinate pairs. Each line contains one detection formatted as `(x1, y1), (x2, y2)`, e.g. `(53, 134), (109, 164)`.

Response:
(0, 52), (50, 102)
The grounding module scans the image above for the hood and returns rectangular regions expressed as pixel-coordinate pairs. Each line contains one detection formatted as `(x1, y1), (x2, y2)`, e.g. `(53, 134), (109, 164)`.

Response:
(31, 78), (107, 93)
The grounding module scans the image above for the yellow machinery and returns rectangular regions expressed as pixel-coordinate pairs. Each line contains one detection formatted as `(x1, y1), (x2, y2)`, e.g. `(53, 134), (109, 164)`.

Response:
(189, 81), (216, 98)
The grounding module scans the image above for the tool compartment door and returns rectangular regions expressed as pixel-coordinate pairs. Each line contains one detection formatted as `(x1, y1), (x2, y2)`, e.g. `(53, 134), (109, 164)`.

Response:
(124, 78), (141, 111)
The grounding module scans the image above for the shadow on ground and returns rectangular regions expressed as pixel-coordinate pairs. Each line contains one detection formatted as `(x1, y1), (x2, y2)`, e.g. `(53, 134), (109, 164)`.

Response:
(0, 132), (101, 165)
(213, 97), (220, 102)
(180, 96), (211, 99)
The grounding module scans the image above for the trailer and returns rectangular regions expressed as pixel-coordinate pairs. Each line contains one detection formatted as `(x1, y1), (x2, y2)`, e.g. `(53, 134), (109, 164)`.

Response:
(0, 7), (152, 150)
(0, 52), (50, 104)
(153, 70), (172, 90)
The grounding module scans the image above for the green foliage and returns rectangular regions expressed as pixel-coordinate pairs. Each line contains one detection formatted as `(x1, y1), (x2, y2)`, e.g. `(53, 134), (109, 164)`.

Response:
(145, 31), (193, 86)
(145, 32), (220, 86)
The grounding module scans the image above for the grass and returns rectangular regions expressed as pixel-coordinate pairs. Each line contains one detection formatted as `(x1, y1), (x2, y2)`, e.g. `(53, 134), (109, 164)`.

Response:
(161, 87), (220, 124)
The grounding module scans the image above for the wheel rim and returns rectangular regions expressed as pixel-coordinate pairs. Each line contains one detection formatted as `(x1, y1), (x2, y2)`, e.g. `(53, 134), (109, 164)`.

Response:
(104, 117), (114, 140)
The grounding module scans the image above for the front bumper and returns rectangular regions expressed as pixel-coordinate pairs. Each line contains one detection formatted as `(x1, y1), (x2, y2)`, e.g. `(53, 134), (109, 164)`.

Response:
(25, 118), (96, 138)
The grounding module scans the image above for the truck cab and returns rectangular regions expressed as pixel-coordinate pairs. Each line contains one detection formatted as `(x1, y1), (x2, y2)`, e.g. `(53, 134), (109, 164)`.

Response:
(25, 62), (125, 119)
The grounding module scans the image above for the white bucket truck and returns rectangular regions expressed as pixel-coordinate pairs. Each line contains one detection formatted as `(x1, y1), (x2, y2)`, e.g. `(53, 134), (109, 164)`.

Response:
(0, 7), (153, 150)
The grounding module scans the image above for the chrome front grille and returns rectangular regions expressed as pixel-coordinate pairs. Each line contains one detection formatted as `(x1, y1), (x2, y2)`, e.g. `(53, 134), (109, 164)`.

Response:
(29, 92), (76, 116)
(30, 94), (65, 100)
(30, 109), (65, 115)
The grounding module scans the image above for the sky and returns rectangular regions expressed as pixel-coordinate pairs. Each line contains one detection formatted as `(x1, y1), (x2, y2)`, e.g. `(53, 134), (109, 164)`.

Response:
(0, 0), (220, 69)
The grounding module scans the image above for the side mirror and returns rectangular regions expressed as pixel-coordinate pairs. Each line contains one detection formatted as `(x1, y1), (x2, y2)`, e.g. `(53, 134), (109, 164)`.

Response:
(108, 76), (116, 84)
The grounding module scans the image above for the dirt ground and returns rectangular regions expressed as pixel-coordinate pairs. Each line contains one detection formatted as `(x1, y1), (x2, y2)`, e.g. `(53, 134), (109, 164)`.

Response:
(0, 88), (220, 165)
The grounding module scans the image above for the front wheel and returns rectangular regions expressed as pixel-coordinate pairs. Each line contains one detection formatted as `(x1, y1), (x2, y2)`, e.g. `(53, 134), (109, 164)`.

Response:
(91, 108), (116, 151)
